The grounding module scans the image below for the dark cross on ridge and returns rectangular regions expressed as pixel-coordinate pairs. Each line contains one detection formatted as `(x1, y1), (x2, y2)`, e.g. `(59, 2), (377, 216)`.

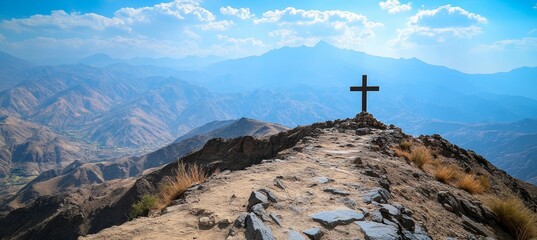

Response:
(350, 75), (379, 112)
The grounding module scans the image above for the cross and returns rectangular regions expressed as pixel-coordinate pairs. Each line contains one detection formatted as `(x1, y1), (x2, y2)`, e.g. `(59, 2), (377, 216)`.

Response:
(350, 75), (379, 112)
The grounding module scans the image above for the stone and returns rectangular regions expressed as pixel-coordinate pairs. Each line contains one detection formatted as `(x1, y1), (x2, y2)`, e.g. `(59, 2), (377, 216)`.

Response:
(461, 215), (494, 237)
(354, 157), (363, 165)
(379, 179), (391, 192)
(310, 209), (365, 228)
(356, 221), (399, 240)
(218, 219), (232, 229)
(312, 176), (334, 184)
(199, 216), (216, 230)
(274, 178), (286, 189)
(289, 230), (305, 240)
(252, 204), (270, 221)
(364, 169), (381, 178)
(369, 210), (383, 223)
(269, 213), (282, 227)
(259, 189), (278, 203)
(245, 213), (275, 240)
(234, 213), (248, 228)
(356, 128), (371, 135)
(362, 188), (391, 204)
(399, 215), (415, 231)
(338, 197), (357, 209)
(460, 199), (484, 222)
(303, 227), (323, 240)
(380, 204), (401, 218)
(323, 188), (350, 196)
(248, 191), (269, 211)
(437, 191), (462, 216)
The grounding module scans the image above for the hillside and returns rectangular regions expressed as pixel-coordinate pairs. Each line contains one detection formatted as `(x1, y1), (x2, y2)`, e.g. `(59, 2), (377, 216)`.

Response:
(0, 114), (535, 239)
(0, 118), (288, 212)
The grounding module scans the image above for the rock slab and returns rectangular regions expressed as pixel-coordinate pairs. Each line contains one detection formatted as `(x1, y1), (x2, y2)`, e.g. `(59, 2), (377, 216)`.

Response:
(245, 213), (275, 240)
(310, 210), (365, 228)
(356, 221), (399, 240)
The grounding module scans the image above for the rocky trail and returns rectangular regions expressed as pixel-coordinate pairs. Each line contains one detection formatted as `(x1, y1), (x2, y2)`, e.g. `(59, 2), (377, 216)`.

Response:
(81, 115), (523, 240)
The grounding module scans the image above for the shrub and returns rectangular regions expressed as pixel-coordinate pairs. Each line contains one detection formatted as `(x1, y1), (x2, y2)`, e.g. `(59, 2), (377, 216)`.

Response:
(129, 194), (158, 220)
(456, 174), (486, 194)
(488, 197), (537, 240)
(159, 163), (206, 207)
(399, 140), (412, 152)
(410, 146), (432, 170)
(434, 165), (457, 183)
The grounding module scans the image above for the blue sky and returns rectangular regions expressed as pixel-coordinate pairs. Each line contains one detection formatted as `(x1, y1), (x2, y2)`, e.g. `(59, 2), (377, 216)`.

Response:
(0, 0), (535, 73)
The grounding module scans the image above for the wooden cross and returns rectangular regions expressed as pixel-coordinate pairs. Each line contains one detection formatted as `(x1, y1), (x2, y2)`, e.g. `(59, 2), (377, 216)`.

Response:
(350, 75), (379, 112)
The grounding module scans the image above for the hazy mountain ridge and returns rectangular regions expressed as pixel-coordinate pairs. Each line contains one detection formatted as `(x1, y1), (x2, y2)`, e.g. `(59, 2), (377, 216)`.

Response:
(0, 43), (535, 184)
(0, 118), (288, 211)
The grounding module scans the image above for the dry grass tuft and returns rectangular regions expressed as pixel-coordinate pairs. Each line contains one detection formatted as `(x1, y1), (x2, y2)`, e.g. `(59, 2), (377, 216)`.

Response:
(488, 197), (537, 240)
(434, 165), (458, 183)
(159, 163), (206, 208)
(410, 146), (432, 170)
(399, 140), (413, 152)
(478, 175), (491, 192)
(456, 174), (486, 194)
(393, 148), (411, 160)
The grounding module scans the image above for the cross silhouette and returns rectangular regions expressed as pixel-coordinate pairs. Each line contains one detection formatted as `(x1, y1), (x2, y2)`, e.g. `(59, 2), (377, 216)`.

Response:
(350, 75), (379, 112)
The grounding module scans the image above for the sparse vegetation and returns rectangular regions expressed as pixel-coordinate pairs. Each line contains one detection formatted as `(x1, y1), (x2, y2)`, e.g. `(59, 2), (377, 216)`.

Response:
(478, 175), (491, 191)
(158, 163), (206, 208)
(409, 146), (432, 170)
(456, 173), (487, 194)
(129, 194), (158, 220)
(434, 165), (458, 183)
(393, 148), (411, 160)
(488, 197), (537, 240)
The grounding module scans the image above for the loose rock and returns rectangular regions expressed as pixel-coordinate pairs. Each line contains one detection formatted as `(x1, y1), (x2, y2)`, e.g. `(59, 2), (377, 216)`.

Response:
(310, 209), (365, 228)
(356, 221), (399, 240)
(302, 227), (323, 240)
(245, 213), (275, 240)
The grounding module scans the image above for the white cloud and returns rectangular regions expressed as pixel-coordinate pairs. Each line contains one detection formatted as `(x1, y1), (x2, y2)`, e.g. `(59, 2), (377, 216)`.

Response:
(200, 20), (234, 31)
(390, 5), (487, 47)
(217, 34), (264, 47)
(220, 6), (254, 20)
(0, 33), (5, 42)
(1, 10), (125, 32)
(474, 37), (537, 52)
(379, 0), (412, 14)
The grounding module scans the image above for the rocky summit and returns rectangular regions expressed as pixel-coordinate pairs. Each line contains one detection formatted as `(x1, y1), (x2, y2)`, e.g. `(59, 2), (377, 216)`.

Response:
(1, 113), (536, 240)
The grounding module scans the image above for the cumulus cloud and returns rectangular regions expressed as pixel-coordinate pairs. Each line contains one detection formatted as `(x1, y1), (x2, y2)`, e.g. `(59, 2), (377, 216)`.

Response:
(0, 1), (383, 59)
(390, 5), (487, 47)
(254, 7), (382, 49)
(220, 6), (254, 20)
(379, 0), (412, 14)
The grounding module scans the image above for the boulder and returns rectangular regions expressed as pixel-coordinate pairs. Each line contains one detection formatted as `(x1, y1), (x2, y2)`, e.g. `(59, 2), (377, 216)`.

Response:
(362, 188), (391, 204)
(199, 216), (216, 230)
(310, 209), (365, 228)
(356, 221), (400, 240)
(259, 189), (278, 203)
(303, 227), (323, 240)
(248, 191), (269, 211)
(245, 213), (275, 240)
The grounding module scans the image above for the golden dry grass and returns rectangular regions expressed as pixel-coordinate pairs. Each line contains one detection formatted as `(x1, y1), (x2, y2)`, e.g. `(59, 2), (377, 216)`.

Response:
(488, 197), (537, 240)
(393, 148), (411, 160)
(410, 146), (432, 170)
(434, 165), (458, 183)
(456, 174), (486, 194)
(159, 163), (206, 208)
(399, 140), (413, 152)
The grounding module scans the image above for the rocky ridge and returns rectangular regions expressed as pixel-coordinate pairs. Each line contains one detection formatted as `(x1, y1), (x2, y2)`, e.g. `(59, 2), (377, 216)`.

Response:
(1, 113), (536, 239)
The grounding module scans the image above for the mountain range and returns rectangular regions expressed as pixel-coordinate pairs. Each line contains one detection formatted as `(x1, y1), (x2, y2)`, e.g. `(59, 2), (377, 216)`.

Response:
(0, 41), (535, 187)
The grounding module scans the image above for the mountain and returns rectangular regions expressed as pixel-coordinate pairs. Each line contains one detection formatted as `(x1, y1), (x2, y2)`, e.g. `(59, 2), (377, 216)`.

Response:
(0, 114), (535, 239)
(0, 115), (82, 178)
(0, 42), (536, 185)
(0, 51), (33, 90)
(422, 119), (537, 185)
(0, 118), (288, 211)
(79, 54), (225, 69)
